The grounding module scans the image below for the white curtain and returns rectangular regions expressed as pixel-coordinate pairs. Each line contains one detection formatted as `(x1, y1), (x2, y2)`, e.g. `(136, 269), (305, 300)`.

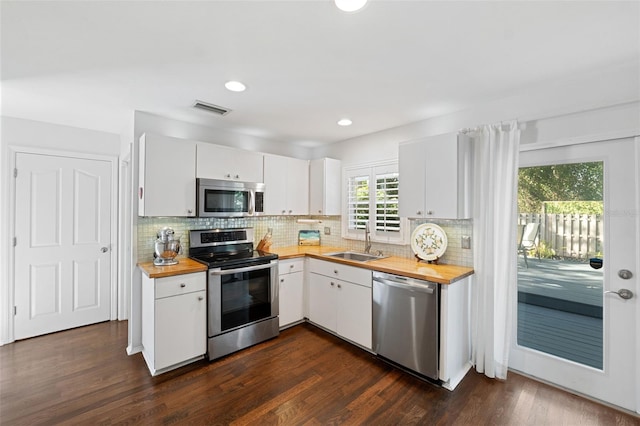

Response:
(468, 121), (520, 379)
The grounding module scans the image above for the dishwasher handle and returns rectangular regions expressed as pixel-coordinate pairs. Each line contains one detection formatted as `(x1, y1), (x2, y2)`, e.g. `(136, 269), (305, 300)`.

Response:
(373, 275), (435, 294)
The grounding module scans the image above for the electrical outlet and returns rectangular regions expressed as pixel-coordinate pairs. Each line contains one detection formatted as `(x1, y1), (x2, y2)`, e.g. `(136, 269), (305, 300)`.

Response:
(324, 226), (331, 235)
(461, 236), (471, 249)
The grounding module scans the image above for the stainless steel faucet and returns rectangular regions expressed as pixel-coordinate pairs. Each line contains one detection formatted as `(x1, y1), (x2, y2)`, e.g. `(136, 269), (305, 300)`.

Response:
(364, 221), (372, 254)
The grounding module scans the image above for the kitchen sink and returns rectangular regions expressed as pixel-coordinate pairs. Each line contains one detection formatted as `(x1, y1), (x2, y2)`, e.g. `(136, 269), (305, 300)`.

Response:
(324, 251), (388, 262)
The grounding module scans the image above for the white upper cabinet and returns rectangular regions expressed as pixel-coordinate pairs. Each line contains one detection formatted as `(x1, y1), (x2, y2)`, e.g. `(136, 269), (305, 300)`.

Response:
(196, 143), (264, 183)
(138, 133), (196, 217)
(309, 158), (341, 216)
(263, 154), (309, 215)
(398, 141), (426, 219)
(399, 133), (471, 219)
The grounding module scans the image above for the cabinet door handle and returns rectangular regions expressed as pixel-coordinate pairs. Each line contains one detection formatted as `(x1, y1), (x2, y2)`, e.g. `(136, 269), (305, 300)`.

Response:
(289, 264), (294, 269)
(198, 296), (204, 301)
(234, 174), (240, 179)
(330, 282), (335, 286)
(180, 283), (186, 288)
(427, 210), (434, 215)
(337, 284), (342, 289)
(416, 210), (422, 215)
(187, 209), (193, 214)
(318, 209), (322, 214)
(225, 173), (231, 178)
(282, 210), (286, 214)
(333, 270), (338, 274)
(280, 278), (285, 283)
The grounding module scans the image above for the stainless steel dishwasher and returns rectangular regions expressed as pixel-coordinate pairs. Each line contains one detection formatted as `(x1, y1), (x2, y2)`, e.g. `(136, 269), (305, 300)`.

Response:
(372, 271), (439, 380)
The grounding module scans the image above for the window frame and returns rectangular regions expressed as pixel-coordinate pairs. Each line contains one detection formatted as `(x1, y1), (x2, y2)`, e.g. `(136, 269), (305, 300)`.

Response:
(342, 160), (407, 245)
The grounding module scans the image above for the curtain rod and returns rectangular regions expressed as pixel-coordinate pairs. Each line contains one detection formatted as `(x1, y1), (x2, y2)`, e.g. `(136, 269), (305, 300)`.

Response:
(459, 99), (637, 135)
(459, 120), (523, 134)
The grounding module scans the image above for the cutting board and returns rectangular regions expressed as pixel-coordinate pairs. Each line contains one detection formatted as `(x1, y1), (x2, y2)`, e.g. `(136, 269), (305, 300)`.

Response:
(298, 230), (320, 246)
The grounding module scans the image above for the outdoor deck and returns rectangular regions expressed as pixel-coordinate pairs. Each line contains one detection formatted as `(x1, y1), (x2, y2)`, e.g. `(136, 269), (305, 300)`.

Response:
(516, 256), (603, 369)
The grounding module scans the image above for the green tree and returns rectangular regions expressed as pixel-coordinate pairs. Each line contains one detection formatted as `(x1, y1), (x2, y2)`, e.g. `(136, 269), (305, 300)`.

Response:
(518, 162), (603, 213)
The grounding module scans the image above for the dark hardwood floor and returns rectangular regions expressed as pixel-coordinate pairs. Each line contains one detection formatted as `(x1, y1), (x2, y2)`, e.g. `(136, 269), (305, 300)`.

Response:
(1, 321), (638, 425)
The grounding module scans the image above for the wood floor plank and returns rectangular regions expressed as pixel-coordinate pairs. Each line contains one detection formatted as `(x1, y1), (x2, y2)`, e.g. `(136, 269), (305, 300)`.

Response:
(1, 321), (638, 425)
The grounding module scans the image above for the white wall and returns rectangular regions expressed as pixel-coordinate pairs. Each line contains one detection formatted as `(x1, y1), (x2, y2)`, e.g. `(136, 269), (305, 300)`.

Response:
(133, 111), (314, 160)
(0, 116), (120, 344)
(1, 116), (121, 156)
(313, 60), (640, 165)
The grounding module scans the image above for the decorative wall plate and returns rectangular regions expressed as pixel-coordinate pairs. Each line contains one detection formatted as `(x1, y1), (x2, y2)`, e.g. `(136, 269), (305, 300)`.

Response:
(411, 223), (448, 261)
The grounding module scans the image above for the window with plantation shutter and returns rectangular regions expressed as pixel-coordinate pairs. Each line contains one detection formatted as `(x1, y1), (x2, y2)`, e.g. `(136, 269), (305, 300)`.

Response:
(344, 161), (406, 244)
(375, 172), (400, 234)
(347, 174), (370, 231)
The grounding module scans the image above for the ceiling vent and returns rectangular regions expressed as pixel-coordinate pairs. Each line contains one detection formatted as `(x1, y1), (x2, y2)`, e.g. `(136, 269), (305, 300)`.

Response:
(193, 100), (232, 116)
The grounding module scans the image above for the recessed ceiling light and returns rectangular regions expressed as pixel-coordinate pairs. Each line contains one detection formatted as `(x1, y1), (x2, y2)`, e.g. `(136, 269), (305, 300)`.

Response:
(337, 118), (353, 126)
(225, 81), (246, 92)
(335, 0), (368, 12)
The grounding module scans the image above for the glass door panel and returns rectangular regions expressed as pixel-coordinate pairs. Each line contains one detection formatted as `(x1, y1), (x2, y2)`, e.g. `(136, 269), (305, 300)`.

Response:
(517, 162), (604, 368)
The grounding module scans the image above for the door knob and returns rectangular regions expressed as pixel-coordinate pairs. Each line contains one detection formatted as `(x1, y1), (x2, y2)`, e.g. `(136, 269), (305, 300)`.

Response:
(604, 289), (634, 300)
(618, 269), (633, 280)
(101, 247), (109, 253)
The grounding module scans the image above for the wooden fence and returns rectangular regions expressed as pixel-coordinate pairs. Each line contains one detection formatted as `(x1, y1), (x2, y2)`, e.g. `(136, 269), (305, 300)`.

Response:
(518, 213), (603, 259)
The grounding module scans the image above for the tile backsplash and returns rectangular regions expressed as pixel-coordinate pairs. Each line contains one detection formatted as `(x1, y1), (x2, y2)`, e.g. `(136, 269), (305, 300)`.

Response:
(138, 216), (473, 267)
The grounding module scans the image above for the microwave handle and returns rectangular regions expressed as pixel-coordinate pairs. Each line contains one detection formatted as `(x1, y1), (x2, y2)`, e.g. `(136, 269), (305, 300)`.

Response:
(248, 190), (255, 215)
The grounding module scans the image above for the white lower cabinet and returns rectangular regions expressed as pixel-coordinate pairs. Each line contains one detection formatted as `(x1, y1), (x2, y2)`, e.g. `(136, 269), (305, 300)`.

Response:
(141, 271), (206, 375)
(278, 259), (304, 328)
(307, 259), (372, 349)
(438, 276), (471, 390)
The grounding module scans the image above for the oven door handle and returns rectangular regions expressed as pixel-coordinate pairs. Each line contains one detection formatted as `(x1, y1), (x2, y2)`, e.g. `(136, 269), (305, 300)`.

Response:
(209, 262), (274, 275)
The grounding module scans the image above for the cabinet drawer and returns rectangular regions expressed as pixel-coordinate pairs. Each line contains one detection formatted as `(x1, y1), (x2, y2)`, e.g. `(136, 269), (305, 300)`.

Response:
(155, 272), (206, 299)
(278, 259), (304, 276)
(308, 259), (372, 287)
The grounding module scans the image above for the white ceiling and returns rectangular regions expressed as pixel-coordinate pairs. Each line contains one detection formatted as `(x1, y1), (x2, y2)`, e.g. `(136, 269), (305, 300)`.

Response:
(2, 1), (639, 148)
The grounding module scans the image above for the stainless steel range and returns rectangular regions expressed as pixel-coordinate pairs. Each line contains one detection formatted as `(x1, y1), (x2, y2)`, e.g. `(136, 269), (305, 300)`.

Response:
(189, 228), (279, 360)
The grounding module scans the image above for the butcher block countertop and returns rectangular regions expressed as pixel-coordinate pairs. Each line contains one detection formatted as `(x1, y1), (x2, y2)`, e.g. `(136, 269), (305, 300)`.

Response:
(267, 246), (474, 285)
(138, 257), (207, 279)
(138, 247), (474, 284)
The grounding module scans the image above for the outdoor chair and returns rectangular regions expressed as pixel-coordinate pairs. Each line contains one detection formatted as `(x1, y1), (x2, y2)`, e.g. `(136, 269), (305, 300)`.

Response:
(518, 223), (540, 268)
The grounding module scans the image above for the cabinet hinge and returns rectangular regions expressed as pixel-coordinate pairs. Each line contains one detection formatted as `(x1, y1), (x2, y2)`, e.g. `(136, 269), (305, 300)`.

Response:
(13, 168), (18, 178)
(13, 237), (17, 247)
(14, 306), (17, 316)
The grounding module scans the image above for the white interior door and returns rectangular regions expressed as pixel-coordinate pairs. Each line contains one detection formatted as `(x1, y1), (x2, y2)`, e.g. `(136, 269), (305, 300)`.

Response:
(509, 137), (638, 412)
(14, 153), (112, 339)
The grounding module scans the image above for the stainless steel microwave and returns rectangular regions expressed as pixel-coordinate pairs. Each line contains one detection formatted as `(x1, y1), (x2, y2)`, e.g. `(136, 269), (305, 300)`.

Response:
(197, 178), (265, 217)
